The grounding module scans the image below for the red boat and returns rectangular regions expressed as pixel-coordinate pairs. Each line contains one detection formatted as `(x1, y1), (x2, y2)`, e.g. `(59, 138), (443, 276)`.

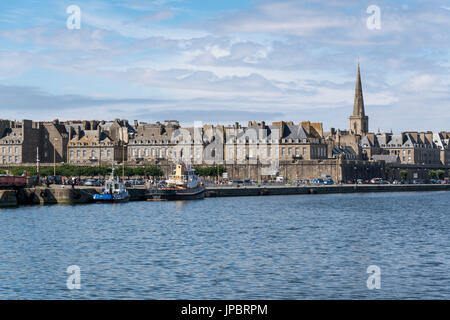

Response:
(0, 176), (27, 189)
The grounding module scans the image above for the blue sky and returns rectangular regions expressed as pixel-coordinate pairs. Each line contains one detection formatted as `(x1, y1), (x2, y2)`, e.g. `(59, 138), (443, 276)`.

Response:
(0, 0), (449, 132)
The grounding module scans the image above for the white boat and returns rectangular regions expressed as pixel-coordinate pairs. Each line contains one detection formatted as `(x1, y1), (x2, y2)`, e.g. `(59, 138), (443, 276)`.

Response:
(146, 163), (205, 201)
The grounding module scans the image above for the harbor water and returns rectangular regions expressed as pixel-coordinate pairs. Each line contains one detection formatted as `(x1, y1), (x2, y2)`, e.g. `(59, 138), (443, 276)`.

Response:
(0, 191), (449, 299)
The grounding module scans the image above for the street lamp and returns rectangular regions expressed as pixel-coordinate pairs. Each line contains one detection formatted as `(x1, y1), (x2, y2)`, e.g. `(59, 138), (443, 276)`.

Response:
(53, 138), (58, 176)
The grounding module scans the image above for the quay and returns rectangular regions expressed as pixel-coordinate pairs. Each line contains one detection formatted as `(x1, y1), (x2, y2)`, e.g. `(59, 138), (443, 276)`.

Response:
(204, 184), (450, 197)
(1, 184), (449, 207)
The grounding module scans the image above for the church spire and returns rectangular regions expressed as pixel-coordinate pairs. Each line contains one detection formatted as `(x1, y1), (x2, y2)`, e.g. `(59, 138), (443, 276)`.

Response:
(353, 63), (365, 117)
(349, 63), (369, 135)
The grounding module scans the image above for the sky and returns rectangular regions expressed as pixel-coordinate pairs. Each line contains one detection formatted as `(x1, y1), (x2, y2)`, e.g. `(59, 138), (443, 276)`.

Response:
(0, 0), (449, 132)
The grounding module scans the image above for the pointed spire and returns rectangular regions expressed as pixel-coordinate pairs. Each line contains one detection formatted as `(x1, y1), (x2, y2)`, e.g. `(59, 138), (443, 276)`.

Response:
(353, 63), (365, 117)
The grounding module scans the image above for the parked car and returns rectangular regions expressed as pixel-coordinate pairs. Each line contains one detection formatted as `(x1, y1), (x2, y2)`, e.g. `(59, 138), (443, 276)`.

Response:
(370, 178), (382, 184)
(84, 179), (98, 186)
(324, 179), (334, 185)
(312, 178), (324, 184)
(276, 176), (286, 183)
(228, 180), (244, 186)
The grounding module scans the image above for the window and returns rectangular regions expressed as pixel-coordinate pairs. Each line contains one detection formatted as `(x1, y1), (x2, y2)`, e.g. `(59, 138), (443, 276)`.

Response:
(288, 148), (292, 155)
(14, 147), (18, 153)
(77, 150), (80, 158)
(295, 148), (299, 157)
(107, 150), (111, 158)
(281, 148), (285, 156)
(83, 150), (86, 157)
(303, 147), (307, 155)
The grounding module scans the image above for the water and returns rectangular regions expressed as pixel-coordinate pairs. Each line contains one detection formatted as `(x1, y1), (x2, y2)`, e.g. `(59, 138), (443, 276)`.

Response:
(0, 191), (449, 299)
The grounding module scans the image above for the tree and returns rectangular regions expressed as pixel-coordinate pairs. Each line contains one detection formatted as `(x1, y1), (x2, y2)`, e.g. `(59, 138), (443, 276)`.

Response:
(429, 170), (437, 179)
(399, 170), (408, 181)
(194, 165), (226, 177)
(436, 170), (445, 180)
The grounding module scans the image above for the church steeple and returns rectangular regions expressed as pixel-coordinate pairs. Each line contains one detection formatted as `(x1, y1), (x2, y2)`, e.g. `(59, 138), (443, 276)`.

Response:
(353, 63), (365, 117)
(349, 63), (369, 135)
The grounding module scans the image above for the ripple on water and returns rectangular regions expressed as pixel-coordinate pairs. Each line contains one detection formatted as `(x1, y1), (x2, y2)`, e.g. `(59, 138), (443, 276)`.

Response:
(0, 191), (449, 299)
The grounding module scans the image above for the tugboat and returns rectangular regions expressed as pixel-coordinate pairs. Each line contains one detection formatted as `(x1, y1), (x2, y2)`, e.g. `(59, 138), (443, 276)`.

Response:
(93, 166), (130, 203)
(146, 163), (205, 201)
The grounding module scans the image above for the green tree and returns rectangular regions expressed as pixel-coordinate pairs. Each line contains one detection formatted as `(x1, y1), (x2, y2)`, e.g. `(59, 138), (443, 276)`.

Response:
(436, 170), (445, 180)
(194, 165), (226, 177)
(145, 166), (164, 177)
(429, 170), (437, 179)
(400, 170), (408, 181)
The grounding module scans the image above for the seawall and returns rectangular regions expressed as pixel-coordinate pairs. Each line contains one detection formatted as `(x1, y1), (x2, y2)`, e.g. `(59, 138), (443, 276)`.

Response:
(16, 187), (98, 205)
(1, 184), (449, 208)
(205, 184), (450, 197)
(0, 190), (18, 207)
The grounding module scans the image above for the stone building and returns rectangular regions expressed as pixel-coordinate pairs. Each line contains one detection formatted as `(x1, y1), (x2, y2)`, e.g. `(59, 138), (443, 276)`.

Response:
(40, 120), (69, 164)
(223, 120), (327, 166)
(127, 120), (182, 165)
(361, 132), (442, 165)
(126, 119), (328, 169)
(0, 119), (67, 165)
(66, 120), (126, 165)
(433, 132), (450, 165)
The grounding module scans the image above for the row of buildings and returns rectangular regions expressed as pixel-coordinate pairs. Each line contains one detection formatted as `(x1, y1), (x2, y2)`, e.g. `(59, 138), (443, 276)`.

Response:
(1, 65), (449, 180)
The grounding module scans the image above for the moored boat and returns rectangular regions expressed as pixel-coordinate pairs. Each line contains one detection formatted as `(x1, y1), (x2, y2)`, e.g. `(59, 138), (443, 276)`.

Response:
(93, 167), (130, 203)
(146, 163), (205, 201)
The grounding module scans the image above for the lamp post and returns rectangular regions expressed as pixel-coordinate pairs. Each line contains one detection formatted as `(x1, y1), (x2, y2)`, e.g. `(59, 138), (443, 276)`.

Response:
(122, 142), (125, 179)
(36, 146), (40, 183)
(53, 138), (58, 176)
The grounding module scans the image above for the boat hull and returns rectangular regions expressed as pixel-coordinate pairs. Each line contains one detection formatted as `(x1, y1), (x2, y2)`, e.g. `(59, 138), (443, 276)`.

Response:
(146, 186), (205, 201)
(92, 193), (130, 203)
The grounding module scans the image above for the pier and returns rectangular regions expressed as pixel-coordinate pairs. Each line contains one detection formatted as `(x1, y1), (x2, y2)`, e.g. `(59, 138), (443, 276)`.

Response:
(1, 184), (449, 207)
